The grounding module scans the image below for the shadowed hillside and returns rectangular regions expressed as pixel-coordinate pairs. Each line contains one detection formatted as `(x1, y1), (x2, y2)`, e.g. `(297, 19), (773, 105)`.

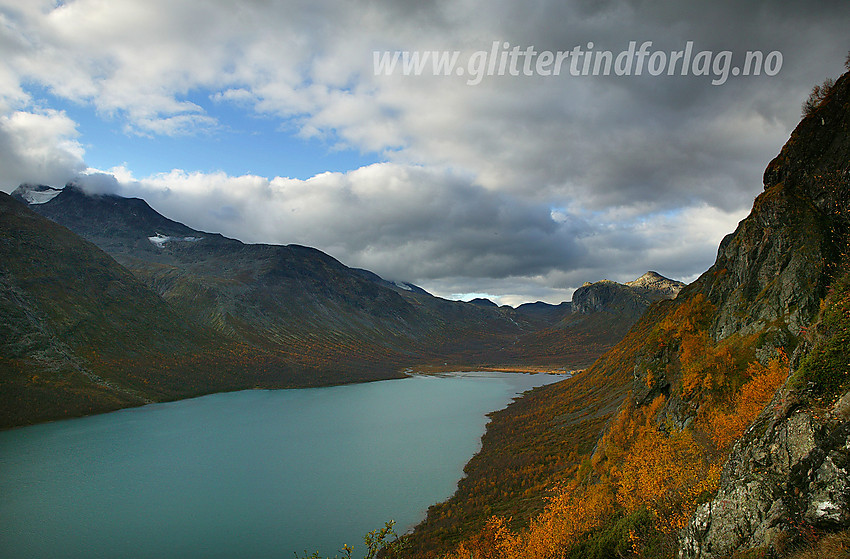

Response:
(2, 185), (682, 428)
(0, 193), (309, 427)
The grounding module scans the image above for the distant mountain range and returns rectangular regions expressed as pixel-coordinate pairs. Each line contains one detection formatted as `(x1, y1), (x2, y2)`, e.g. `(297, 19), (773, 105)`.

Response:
(1, 184), (682, 427)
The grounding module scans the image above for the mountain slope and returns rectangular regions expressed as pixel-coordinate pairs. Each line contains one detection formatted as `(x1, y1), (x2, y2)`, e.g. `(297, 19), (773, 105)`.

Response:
(0, 192), (222, 426)
(14, 184), (675, 382)
(0, 193), (421, 428)
(14, 185), (532, 371)
(3, 183), (676, 428)
(403, 70), (850, 559)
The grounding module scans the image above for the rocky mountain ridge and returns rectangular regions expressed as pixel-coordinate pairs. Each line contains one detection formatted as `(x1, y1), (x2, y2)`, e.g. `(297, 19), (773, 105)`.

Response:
(676, 69), (850, 558)
(626, 270), (687, 301)
(2, 183), (682, 427)
(571, 272), (685, 316)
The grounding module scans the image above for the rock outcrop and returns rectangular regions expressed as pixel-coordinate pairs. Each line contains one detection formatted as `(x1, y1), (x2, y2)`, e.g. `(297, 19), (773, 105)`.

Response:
(678, 70), (850, 558)
(571, 272), (684, 316)
(626, 270), (687, 301)
(693, 71), (850, 342)
(680, 389), (850, 558)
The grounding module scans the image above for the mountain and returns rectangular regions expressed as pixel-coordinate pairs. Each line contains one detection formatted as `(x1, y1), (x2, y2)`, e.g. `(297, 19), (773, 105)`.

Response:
(468, 298), (498, 308)
(0, 192), (237, 426)
(625, 270), (687, 301)
(13, 184), (681, 371)
(571, 272), (685, 316)
(514, 301), (572, 323)
(3, 184), (678, 427)
(6, 191), (466, 428)
(2, 188), (525, 428)
(500, 273), (684, 370)
(12, 184), (530, 369)
(400, 70), (850, 558)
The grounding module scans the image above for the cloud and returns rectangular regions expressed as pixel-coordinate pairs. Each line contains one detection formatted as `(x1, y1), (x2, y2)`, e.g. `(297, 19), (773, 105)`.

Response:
(3, 2), (846, 204)
(102, 164), (585, 278)
(75, 170), (120, 195)
(79, 164), (745, 303)
(0, 109), (85, 189)
(1, 0), (848, 302)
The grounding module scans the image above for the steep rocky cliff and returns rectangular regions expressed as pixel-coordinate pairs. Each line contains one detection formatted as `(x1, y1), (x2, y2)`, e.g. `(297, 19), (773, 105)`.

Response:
(678, 70), (850, 558)
(680, 273), (850, 557)
(695, 70), (849, 342)
(571, 272), (684, 316)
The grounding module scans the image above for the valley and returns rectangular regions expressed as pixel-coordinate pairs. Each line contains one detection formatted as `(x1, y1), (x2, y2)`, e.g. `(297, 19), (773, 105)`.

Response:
(1, 53), (848, 559)
(1, 186), (680, 428)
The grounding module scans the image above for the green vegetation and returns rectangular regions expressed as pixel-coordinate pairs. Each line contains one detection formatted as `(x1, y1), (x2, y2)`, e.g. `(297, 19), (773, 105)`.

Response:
(562, 509), (657, 559)
(792, 270), (850, 401)
(297, 521), (405, 559)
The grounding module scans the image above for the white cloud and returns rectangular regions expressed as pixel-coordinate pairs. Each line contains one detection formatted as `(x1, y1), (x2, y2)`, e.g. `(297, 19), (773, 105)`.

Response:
(74, 164), (744, 303)
(0, 109), (85, 189)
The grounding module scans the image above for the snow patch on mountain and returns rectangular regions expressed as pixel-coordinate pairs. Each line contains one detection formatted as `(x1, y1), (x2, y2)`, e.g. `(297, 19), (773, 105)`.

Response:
(148, 233), (203, 247)
(13, 184), (63, 205)
(393, 281), (413, 291)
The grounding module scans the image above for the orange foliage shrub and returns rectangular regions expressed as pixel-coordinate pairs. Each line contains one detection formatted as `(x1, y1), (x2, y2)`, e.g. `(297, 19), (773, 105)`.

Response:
(613, 422), (719, 532)
(657, 294), (714, 337)
(434, 295), (789, 559)
(707, 350), (789, 450)
(519, 480), (615, 559)
(602, 396), (719, 534)
(443, 480), (615, 559)
(680, 332), (735, 400)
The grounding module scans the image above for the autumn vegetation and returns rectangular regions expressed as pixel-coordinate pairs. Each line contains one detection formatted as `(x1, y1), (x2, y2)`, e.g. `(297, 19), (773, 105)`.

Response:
(298, 267), (848, 559)
(388, 289), (796, 559)
(402, 262), (850, 559)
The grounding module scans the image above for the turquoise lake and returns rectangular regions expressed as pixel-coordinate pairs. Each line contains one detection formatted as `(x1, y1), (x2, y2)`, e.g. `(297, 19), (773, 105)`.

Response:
(0, 372), (565, 559)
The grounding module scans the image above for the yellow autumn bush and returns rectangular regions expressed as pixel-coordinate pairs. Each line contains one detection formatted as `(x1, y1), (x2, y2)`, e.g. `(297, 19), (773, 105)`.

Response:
(707, 350), (788, 450)
(443, 479), (615, 559)
(435, 295), (790, 559)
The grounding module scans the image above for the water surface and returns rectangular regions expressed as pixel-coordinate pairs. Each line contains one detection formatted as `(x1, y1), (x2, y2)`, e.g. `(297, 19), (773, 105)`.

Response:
(0, 372), (564, 558)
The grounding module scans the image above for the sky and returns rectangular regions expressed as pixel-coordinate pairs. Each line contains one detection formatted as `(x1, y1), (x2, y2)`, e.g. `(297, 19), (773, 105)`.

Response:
(1, 1), (848, 305)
